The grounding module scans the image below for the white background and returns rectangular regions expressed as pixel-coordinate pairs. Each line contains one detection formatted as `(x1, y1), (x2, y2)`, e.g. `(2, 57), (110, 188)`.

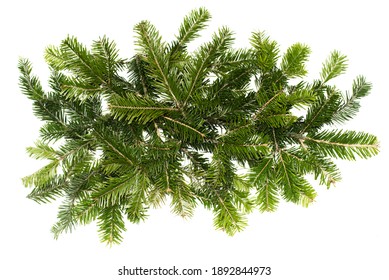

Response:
(1, 0), (388, 279)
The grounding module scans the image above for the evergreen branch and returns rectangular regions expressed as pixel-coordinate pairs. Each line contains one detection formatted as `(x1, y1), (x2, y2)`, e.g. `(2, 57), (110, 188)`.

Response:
(230, 188), (253, 214)
(184, 27), (234, 105)
(75, 199), (100, 225)
(176, 7), (211, 48)
(272, 128), (280, 152)
(254, 90), (284, 119)
(300, 85), (342, 134)
(93, 173), (136, 207)
(211, 65), (253, 97)
(281, 148), (341, 188)
(19, 8), (379, 244)
(23, 140), (91, 188)
(134, 21), (180, 105)
(18, 58), (45, 99)
(61, 77), (102, 99)
(45, 46), (67, 70)
(320, 50), (348, 83)
(35, 99), (68, 126)
(217, 122), (253, 140)
(51, 199), (79, 239)
(61, 36), (106, 84)
(26, 141), (59, 161)
(213, 191), (248, 235)
(92, 36), (121, 84)
(259, 113), (298, 128)
(280, 43), (311, 77)
(287, 86), (317, 109)
(278, 152), (297, 202)
(170, 180), (197, 218)
(97, 204), (126, 245)
(19, 59), (68, 126)
(109, 105), (179, 111)
(332, 76), (372, 124)
(26, 176), (67, 204)
(162, 116), (206, 138)
(302, 130), (379, 160)
(249, 157), (274, 185)
(133, 54), (150, 96)
(125, 172), (150, 223)
(278, 151), (317, 205)
(93, 130), (134, 165)
(255, 179), (279, 212)
(218, 142), (269, 161)
(108, 92), (178, 124)
(250, 31), (279, 71)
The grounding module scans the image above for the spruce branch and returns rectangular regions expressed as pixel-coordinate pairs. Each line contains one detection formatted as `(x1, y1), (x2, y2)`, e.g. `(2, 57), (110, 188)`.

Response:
(19, 8), (379, 245)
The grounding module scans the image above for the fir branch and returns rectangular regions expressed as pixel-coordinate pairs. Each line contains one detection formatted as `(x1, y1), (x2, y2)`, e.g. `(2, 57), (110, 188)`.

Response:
(97, 204), (126, 245)
(332, 76), (372, 124)
(176, 7), (211, 48)
(93, 130), (135, 166)
(249, 157), (273, 186)
(300, 85), (342, 134)
(19, 7), (379, 244)
(26, 176), (67, 204)
(162, 116), (206, 138)
(18, 58), (45, 99)
(213, 190), (248, 235)
(253, 90), (284, 119)
(61, 36), (106, 84)
(250, 31), (279, 72)
(92, 36), (121, 84)
(302, 130), (379, 160)
(132, 54), (150, 96)
(110, 105), (180, 111)
(320, 50), (348, 83)
(125, 172), (150, 223)
(280, 43), (311, 78)
(93, 173), (136, 207)
(183, 27), (234, 105)
(255, 179), (279, 212)
(134, 21), (180, 105)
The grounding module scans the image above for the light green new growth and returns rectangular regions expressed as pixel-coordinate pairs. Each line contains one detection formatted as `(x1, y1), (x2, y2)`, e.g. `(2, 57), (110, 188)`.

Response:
(19, 8), (379, 245)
